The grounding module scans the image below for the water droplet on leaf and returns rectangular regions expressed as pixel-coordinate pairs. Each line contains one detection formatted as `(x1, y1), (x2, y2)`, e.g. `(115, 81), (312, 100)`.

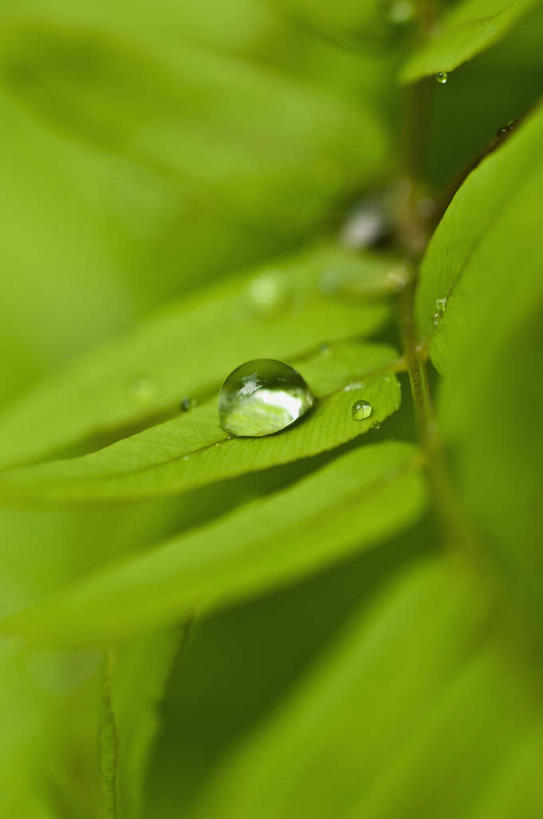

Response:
(497, 121), (515, 138)
(339, 200), (388, 249)
(435, 296), (447, 313)
(128, 376), (155, 403)
(435, 72), (448, 85)
(219, 359), (314, 437)
(389, 0), (415, 24)
(351, 400), (373, 421)
(179, 397), (195, 412)
(385, 264), (411, 292)
(247, 272), (289, 316)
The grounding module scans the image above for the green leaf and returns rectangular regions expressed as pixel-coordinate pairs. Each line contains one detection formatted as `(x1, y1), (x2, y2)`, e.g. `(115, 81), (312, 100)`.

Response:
(146, 517), (432, 815)
(416, 104), (543, 631)
(268, 0), (383, 38)
(0, 340), (401, 501)
(108, 629), (181, 819)
(416, 103), (543, 371)
(182, 556), (492, 819)
(464, 720), (543, 819)
(401, 0), (540, 83)
(0, 19), (388, 227)
(0, 441), (426, 645)
(346, 641), (538, 818)
(439, 301), (543, 634)
(0, 245), (395, 471)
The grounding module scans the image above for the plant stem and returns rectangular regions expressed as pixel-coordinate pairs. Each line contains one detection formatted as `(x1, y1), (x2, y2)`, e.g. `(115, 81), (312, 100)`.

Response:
(99, 650), (119, 819)
(413, 0), (438, 36)
(395, 0), (480, 553)
(398, 281), (471, 546)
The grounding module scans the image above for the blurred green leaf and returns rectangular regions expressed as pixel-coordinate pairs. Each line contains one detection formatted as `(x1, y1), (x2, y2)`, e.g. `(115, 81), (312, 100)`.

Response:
(146, 516), (435, 816)
(0, 19), (389, 228)
(268, 0), (384, 38)
(0, 340), (401, 501)
(400, 0), (539, 82)
(182, 556), (491, 819)
(464, 719), (543, 819)
(0, 245), (394, 470)
(0, 441), (426, 645)
(347, 640), (539, 818)
(107, 630), (181, 819)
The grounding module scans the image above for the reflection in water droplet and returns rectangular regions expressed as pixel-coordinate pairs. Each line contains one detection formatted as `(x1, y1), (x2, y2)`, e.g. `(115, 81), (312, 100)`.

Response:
(351, 400), (373, 421)
(219, 359), (314, 437)
(435, 72), (448, 85)
(180, 397), (195, 412)
(389, 0), (415, 24)
(128, 376), (155, 403)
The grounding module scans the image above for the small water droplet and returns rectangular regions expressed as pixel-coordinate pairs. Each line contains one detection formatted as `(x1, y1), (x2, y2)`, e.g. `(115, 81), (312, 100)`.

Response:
(351, 400), (373, 421)
(497, 121), (515, 138)
(389, 0), (415, 24)
(219, 359), (314, 437)
(179, 396), (195, 412)
(128, 376), (155, 403)
(435, 72), (448, 85)
(182, 455), (190, 461)
(344, 381), (365, 393)
(385, 263), (411, 292)
(247, 272), (289, 317)
(339, 200), (388, 250)
(319, 342), (331, 357)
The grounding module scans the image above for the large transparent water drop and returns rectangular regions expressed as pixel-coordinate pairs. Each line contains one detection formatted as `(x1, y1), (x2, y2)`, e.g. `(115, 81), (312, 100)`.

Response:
(219, 359), (314, 437)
